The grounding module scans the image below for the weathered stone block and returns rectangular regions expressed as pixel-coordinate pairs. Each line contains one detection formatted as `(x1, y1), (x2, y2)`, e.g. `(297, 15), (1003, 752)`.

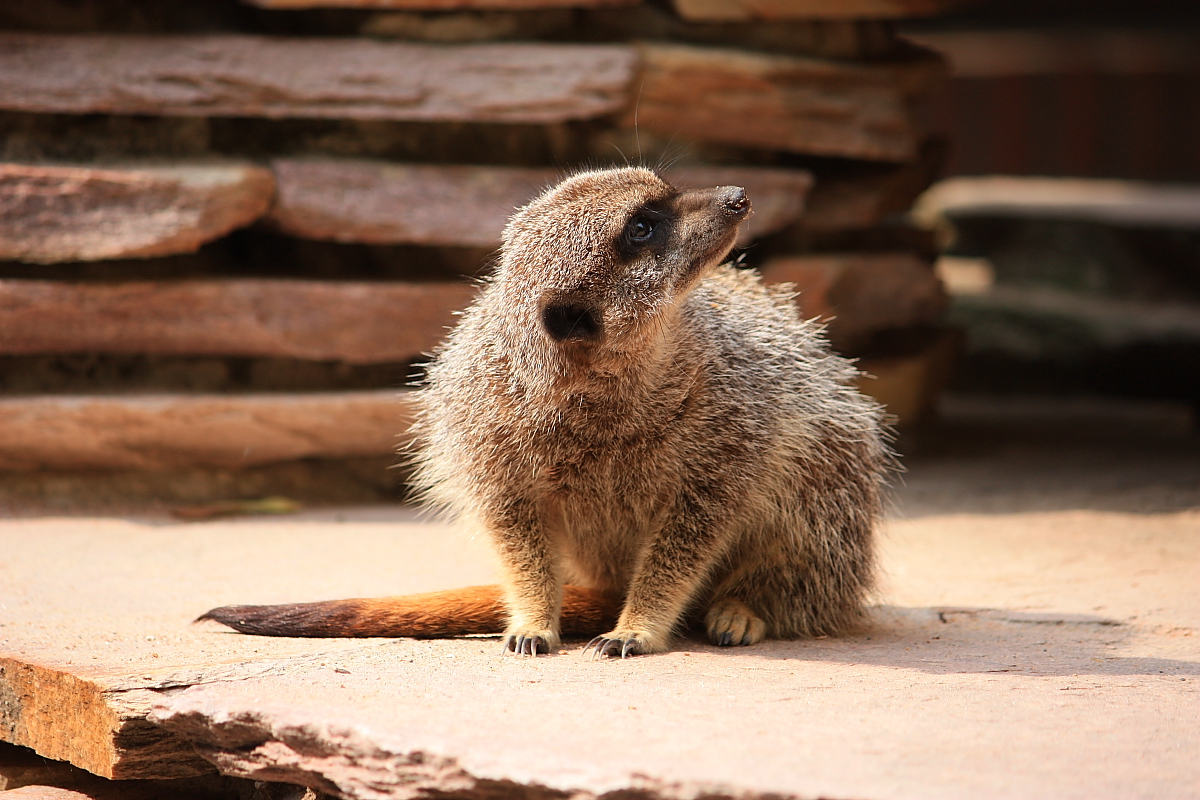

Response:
(0, 391), (416, 471)
(632, 43), (945, 162)
(672, 0), (968, 21)
(267, 160), (812, 247)
(759, 253), (947, 354)
(0, 34), (637, 124)
(249, 0), (634, 6)
(0, 163), (273, 264)
(0, 279), (477, 364)
(0, 513), (497, 779)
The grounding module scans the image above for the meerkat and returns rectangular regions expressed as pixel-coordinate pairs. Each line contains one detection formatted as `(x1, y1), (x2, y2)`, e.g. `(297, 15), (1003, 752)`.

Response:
(201, 167), (891, 658)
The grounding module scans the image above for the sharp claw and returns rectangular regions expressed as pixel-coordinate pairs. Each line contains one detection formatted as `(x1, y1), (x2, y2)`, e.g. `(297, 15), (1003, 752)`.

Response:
(529, 635), (543, 656)
(621, 639), (634, 659)
(500, 636), (514, 655)
(718, 631), (733, 646)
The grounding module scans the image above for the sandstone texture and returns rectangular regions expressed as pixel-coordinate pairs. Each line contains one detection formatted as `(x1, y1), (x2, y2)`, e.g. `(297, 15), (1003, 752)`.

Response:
(0, 390), (414, 471)
(267, 160), (811, 247)
(0, 35), (637, 124)
(802, 141), (944, 232)
(2, 401), (1198, 799)
(759, 253), (948, 355)
(633, 43), (945, 162)
(249, 0), (635, 6)
(0, 279), (476, 363)
(0, 509), (499, 779)
(0, 163), (274, 264)
(912, 175), (1200, 229)
(672, 0), (968, 20)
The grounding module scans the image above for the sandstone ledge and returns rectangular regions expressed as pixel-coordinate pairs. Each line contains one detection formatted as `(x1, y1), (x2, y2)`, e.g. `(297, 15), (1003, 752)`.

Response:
(0, 163), (274, 264)
(759, 252), (948, 355)
(0, 34), (637, 124)
(0, 391), (414, 471)
(632, 43), (946, 162)
(0, 279), (476, 364)
(672, 0), (970, 21)
(267, 160), (812, 247)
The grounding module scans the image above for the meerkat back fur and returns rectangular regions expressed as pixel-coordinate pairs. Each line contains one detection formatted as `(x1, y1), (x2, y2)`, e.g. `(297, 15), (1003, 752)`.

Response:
(201, 167), (890, 658)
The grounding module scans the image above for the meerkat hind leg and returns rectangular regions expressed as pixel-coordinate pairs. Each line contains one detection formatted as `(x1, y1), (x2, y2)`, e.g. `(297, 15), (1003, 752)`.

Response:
(705, 598), (767, 647)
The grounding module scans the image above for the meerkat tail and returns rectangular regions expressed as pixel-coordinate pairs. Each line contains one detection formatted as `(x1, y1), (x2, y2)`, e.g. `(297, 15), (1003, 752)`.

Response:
(197, 584), (621, 639)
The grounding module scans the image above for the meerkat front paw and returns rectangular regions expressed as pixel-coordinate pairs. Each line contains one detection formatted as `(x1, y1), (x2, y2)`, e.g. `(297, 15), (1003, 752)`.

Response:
(500, 626), (561, 656)
(705, 598), (767, 646)
(583, 628), (670, 659)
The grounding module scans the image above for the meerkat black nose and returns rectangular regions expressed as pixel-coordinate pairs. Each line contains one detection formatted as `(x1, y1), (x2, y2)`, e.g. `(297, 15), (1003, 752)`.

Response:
(719, 186), (751, 218)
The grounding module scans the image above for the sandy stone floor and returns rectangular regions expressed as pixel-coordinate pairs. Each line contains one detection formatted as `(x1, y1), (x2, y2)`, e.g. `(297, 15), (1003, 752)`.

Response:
(1, 395), (1197, 800)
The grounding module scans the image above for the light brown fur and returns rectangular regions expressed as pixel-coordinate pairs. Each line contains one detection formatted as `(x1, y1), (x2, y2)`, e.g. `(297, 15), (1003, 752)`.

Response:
(202, 167), (891, 657)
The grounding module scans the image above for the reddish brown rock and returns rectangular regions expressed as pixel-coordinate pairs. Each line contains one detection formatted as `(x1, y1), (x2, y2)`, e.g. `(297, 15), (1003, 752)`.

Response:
(0, 788), (93, 800)
(251, 0), (634, 6)
(802, 141), (944, 232)
(0, 34), (637, 124)
(759, 253), (948, 354)
(672, 0), (969, 21)
(0, 279), (476, 364)
(0, 163), (273, 264)
(856, 329), (959, 426)
(267, 160), (811, 247)
(0, 390), (416, 471)
(632, 43), (945, 162)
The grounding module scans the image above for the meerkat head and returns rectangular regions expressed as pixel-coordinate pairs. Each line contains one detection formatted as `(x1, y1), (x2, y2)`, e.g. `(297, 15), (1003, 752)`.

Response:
(498, 167), (751, 353)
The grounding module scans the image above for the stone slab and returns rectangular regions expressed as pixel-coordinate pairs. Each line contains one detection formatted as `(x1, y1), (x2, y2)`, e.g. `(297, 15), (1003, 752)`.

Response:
(0, 163), (274, 264)
(913, 175), (1200, 229)
(3, 402), (1199, 797)
(249, 0), (635, 6)
(856, 329), (959, 425)
(0, 741), (254, 799)
(758, 253), (948, 355)
(0, 279), (476, 363)
(802, 140), (944, 232)
(0, 391), (414, 471)
(672, 0), (968, 21)
(0, 509), (500, 779)
(632, 43), (945, 162)
(267, 160), (811, 247)
(0, 35), (636, 124)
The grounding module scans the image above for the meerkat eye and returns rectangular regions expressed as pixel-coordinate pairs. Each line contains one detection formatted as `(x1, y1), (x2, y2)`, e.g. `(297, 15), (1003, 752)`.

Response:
(626, 214), (657, 243)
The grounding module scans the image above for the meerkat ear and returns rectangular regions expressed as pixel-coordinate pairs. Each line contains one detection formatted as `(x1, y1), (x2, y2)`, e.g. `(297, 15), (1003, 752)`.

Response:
(541, 300), (604, 343)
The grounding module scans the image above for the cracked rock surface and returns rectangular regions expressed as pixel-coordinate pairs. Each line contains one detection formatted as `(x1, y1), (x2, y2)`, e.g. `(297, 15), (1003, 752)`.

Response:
(2, 397), (1199, 799)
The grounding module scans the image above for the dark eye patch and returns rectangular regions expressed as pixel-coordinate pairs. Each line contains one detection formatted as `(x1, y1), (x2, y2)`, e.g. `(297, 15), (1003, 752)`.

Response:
(620, 209), (668, 254)
(627, 215), (656, 242)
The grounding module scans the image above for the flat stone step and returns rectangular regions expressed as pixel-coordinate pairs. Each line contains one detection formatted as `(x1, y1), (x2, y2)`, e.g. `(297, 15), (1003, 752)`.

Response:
(4, 494), (1197, 796)
(249, 0), (634, 7)
(0, 391), (413, 471)
(671, 0), (970, 20)
(632, 42), (945, 162)
(914, 175), (1200, 229)
(0, 279), (476, 363)
(0, 34), (637, 124)
(0, 509), (500, 780)
(0, 35), (939, 162)
(0, 163), (274, 264)
(802, 141), (943, 232)
(267, 160), (813, 247)
(759, 252), (948, 355)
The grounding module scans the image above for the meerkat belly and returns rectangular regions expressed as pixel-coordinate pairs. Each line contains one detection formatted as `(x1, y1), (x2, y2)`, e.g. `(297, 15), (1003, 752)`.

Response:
(541, 437), (679, 596)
